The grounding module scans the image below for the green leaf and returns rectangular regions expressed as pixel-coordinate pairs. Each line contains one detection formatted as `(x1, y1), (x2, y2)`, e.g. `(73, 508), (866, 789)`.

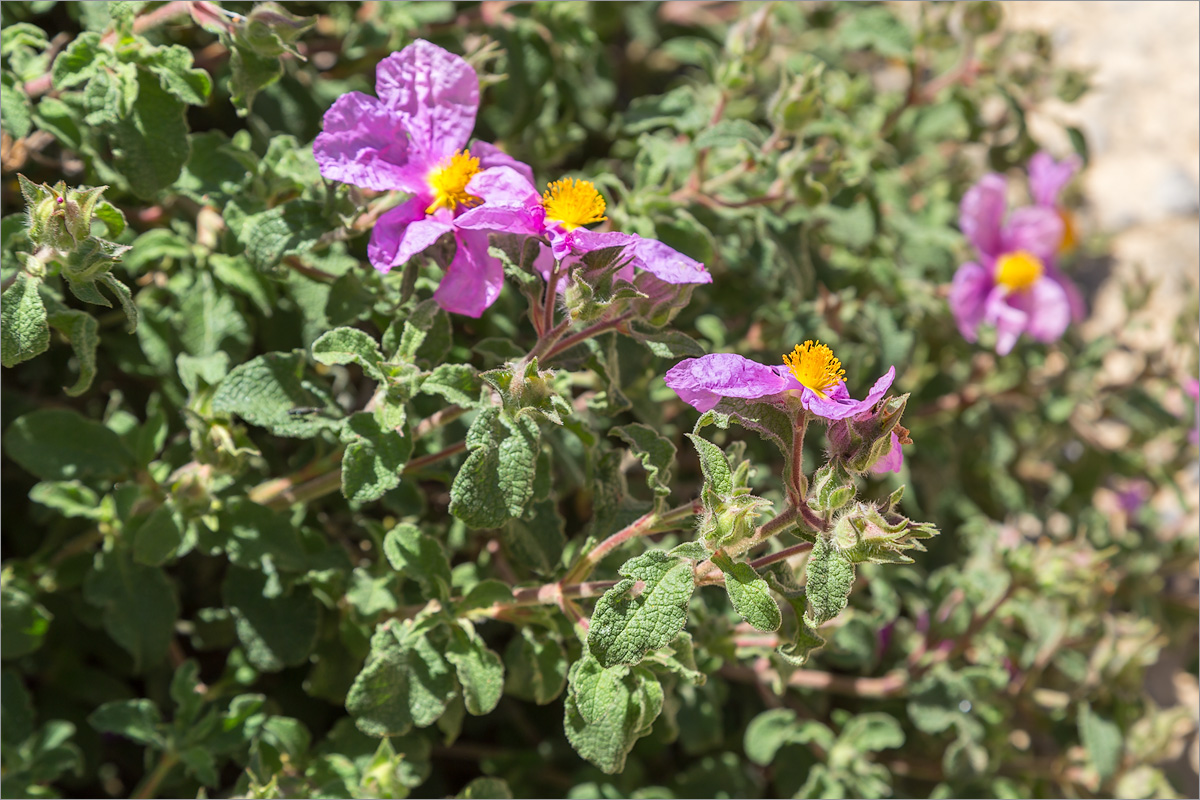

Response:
(82, 548), (178, 671)
(340, 413), (415, 504)
(132, 504), (186, 566)
(804, 536), (855, 627)
(458, 777), (513, 799)
(312, 327), (386, 382)
(87, 699), (163, 748)
(214, 497), (307, 572)
(685, 432), (732, 497)
(503, 496), (566, 577)
(627, 328), (706, 358)
(445, 622), (504, 716)
(382, 524), (452, 603)
(346, 619), (456, 737)
(1, 670), (35, 747)
(642, 631), (706, 686)
(169, 659), (205, 726)
(1, 587), (52, 659)
(98, 273), (138, 332)
(1079, 703), (1123, 785)
(211, 350), (343, 439)
(141, 44), (212, 106)
(346, 567), (399, 617)
(1, 272), (49, 368)
(229, 44), (283, 116)
(29, 481), (103, 520)
(588, 550), (696, 668)
(50, 32), (106, 90)
(563, 654), (664, 775)
(703, 398), (796, 479)
(611, 423), (676, 505)
(223, 568), (320, 672)
(449, 408), (540, 529)
(110, 67), (191, 199)
(744, 708), (801, 766)
(241, 201), (328, 271)
(4, 409), (135, 481)
(810, 462), (856, 513)
(46, 308), (99, 396)
(420, 363), (484, 408)
(838, 6), (913, 59)
(504, 627), (567, 705)
(0, 73), (32, 139)
(715, 557), (781, 632)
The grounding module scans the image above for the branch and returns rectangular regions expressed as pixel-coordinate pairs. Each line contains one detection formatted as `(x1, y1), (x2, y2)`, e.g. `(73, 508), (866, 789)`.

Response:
(562, 499), (702, 585)
(720, 662), (908, 699)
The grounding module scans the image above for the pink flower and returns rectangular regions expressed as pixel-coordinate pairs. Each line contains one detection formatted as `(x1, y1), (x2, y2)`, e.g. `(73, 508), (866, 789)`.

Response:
(664, 340), (895, 421)
(1187, 378), (1199, 445)
(454, 168), (711, 287)
(313, 40), (533, 317)
(949, 153), (1084, 355)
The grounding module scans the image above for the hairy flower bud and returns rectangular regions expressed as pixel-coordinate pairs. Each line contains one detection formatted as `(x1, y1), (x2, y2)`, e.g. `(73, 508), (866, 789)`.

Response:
(827, 394), (910, 473)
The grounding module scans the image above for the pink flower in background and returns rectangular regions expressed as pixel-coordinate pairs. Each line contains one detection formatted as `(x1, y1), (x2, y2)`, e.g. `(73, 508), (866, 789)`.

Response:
(664, 340), (895, 421)
(1187, 378), (1199, 445)
(454, 169), (711, 287)
(313, 40), (533, 317)
(949, 153), (1085, 355)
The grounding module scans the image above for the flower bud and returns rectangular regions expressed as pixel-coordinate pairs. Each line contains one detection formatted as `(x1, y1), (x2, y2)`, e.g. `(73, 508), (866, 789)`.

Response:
(826, 394), (910, 474)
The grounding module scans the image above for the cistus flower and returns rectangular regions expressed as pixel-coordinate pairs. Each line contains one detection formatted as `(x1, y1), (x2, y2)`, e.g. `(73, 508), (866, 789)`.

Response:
(313, 39), (533, 317)
(949, 152), (1084, 355)
(454, 167), (712, 286)
(664, 339), (896, 421)
(1187, 378), (1199, 446)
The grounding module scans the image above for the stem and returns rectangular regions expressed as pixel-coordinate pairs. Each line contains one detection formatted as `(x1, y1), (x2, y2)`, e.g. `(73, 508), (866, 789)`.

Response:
(747, 541), (813, 572)
(525, 317), (572, 362)
(413, 405), (465, 439)
(403, 440), (467, 473)
(132, 750), (179, 800)
(562, 499), (701, 585)
(540, 262), (563, 339)
(787, 412), (810, 506)
(720, 663), (907, 699)
(543, 312), (633, 361)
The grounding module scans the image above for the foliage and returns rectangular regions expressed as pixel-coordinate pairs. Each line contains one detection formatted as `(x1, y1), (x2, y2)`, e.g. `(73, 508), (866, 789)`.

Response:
(2, 2), (1197, 799)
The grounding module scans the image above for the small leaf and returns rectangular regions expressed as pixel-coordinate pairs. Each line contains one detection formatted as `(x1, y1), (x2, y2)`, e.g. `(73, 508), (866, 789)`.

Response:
(340, 413), (414, 504)
(449, 408), (540, 529)
(717, 557), (782, 632)
(1, 586), (52, 659)
(87, 699), (164, 748)
(804, 537), (855, 627)
(346, 619), (456, 737)
(4, 409), (135, 481)
(744, 708), (801, 766)
(47, 308), (99, 396)
(240, 201), (328, 271)
(82, 548), (178, 671)
(685, 432), (732, 497)
(223, 568), (320, 672)
(1079, 703), (1124, 785)
(611, 423), (676, 505)
(110, 68), (191, 199)
(312, 326), (386, 382)
(382, 524), (452, 603)
(504, 627), (567, 705)
(563, 654), (664, 775)
(1, 272), (49, 368)
(588, 550), (696, 668)
(211, 350), (343, 439)
(445, 622), (504, 716)
(132, 504), (186, 566)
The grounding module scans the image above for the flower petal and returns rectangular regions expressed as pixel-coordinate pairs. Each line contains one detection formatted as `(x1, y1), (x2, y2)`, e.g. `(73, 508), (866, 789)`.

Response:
(960, 174), (1008, 258)
(471, 141), (535, 186)
(984, 287), (1029, 356)
(949, 261), (993, 342)
(376, 40), (477, 161)
(802, 366), (896, 420)
(466, 166), (540, 208)
(1002, 206), (1064, 265)
(627, 238), (712, 285)
(1044, 263), (1087, 322)
(433, 230), (503, 317)
(664, 353), (793, 413)
(871, 431), (904, 474)
(367, 199), (450, 273)
(1028, 151), (1081, 208)
(313, 92), (416, 191)
(1009, 278), (1071, 344)
(454, 205), (544, 237)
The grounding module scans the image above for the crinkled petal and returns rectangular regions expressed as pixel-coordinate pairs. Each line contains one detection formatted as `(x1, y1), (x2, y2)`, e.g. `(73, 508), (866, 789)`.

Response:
(871, 431), (904, 474)
(1028, 151), (1081, 208)
(433, 229), (503, 317)
(367, 199), (449, 273)
(566, 229), (639, 254)
(984, 287), (1029, 356)
(313, 92), (416, 191)
(960, 174), (1008, 258)
(801, 366), (896, 420)
(1002, 206), (1064, 265)
(471, 141), (535, 186)
(1044, 263), (1087, 322)
(454, 205), (544, 237)
(376, 40), (477, 161)
(1009, 277), (1071, 344)
(465, 166), (540, 208)
(665, 354), (793, 413)
(627, 237), (712, 285)
(949, 261), (993, 342)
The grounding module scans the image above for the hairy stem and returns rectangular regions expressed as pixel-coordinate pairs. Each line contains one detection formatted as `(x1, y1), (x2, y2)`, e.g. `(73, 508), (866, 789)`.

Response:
(543, 312), (634, 361)
(787, 411), (810, 506)
(562, 499), (702, 585)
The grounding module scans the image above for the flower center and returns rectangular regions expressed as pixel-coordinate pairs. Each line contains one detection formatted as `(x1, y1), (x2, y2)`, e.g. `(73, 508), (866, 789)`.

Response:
(995, 250), (1044, 292)
(425, 150), (481, 214)
(1057, 208), (1077, 253)
(541, 178), (607, 231)
(783, 340), (846, 399)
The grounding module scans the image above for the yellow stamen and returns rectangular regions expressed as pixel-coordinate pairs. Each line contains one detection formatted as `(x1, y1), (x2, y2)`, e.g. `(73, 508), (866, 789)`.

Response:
(425, 150), (481, 214)
(1057, 208), (1077, 253)
(995, 250), (1044, 292)
(541, 178), (606, 231)
(782, 340), (846, 399)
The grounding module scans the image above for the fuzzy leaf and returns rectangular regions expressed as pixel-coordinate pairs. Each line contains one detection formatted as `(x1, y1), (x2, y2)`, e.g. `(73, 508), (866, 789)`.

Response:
(564, 654), (664, 775)
(382, 524), (452, 603)
(685, 432), (732, 497)
(588, 550), (696, 668)
(87, 700), (164, 748)
(445, 622), (504, 716)
(449, 408), (540, 529)
(340, 413), (414, 504)
(1, 272), (49, 368)
(611, 423), (676, 504)
(110, 68), (191, 199)
(223, 568), (320, 672)
(82, 549), (178, 671)
(47, 308), (99, 395)
(346, 619), (456, 737)
(312, 327), (386, 383)
(504, 627), (568, 705)
(4, 409), (134, 481)
(211, 350), (343, 438)
(718, 558), (782, 632)
(804, 536), (855, 627)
